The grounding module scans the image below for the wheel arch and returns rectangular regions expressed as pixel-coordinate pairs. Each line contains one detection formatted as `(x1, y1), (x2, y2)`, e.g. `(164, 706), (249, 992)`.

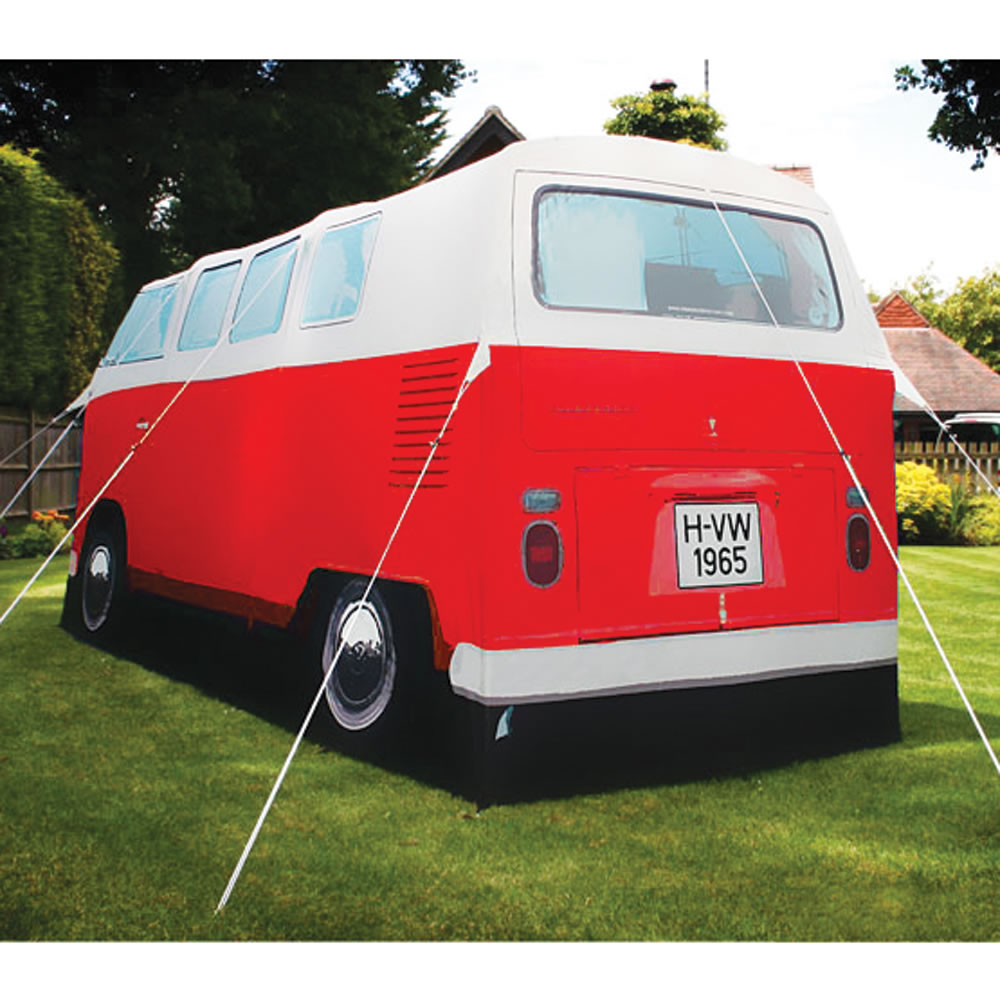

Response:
(291, 568), (442, 667)
(81, 499), (128, 564)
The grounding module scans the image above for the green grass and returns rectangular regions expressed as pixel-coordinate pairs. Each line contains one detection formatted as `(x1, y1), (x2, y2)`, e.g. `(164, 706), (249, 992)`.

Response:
(1, 549), (999, 941)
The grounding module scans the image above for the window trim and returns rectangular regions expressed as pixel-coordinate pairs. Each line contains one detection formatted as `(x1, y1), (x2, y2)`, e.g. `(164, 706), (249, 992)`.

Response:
(530, 184), (843, 332)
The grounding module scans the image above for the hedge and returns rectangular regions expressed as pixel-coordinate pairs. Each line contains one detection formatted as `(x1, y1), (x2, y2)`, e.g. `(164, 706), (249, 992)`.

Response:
(0, 145), (119, 413)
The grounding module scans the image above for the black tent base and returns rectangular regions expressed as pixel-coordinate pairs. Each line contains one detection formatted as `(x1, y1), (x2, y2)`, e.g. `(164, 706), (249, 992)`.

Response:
(467, 664), (901, 808)
(58, 588), (900, 808)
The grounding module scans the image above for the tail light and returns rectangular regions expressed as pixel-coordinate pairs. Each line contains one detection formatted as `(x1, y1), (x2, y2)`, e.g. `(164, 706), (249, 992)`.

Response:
(523, 521), (562, 587)
(847, 514), (870, 570)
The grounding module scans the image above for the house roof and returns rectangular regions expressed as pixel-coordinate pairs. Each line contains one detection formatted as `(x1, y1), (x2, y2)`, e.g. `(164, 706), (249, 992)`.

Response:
(422, 105), (525, 181)
(875, 292), (1000, 413)
(873, 291), (929, 328)
(772, 165), (815, 188)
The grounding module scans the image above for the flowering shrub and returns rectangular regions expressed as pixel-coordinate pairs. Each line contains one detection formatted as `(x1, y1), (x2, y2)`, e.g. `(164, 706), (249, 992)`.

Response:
(0, 510), (71, 559)
(960, 486), (1000, 546)
(896, 462), (950, 542)
(896, 462), (1000, 545)
(31, 508), (70, 526)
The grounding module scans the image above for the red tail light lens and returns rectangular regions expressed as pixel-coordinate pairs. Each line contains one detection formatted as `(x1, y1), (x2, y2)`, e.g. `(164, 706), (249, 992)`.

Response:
(847, 514), (870, 571)
(523, 521), (562, 587)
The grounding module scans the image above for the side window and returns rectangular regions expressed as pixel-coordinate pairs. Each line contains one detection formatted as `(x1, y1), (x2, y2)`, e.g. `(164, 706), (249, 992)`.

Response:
(230, 238), (299, 343)
(102, 283), (179, 365)
(301, 216), (379, 326)
(178, 261), (241, 352)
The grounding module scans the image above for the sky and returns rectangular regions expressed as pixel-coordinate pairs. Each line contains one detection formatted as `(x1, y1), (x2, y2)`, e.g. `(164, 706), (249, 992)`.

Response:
(435, 53), (1000, 298)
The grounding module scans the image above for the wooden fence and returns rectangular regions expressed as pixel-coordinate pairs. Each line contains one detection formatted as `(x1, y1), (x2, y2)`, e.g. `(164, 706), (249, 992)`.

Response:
(896, 440), (1000, 490)
(0, 406), (82, 521)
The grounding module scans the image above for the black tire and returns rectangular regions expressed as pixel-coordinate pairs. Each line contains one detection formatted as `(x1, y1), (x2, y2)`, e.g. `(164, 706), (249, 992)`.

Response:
(75, 520), (128, 638)
(308, 577), (425, 753)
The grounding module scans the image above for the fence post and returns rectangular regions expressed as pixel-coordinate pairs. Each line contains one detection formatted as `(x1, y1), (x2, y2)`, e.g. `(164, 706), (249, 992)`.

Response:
(26, 408), (35, 520)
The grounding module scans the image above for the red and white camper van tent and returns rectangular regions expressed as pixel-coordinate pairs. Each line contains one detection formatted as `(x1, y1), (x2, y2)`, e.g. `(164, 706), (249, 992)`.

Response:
(64, 135), (903, 751)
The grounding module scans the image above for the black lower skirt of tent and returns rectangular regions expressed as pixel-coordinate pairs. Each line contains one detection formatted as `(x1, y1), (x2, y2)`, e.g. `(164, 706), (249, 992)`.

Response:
(468, 662), (901, 806)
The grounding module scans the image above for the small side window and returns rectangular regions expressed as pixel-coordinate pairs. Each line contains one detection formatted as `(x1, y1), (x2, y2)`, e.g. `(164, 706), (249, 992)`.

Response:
(178, 261), (241, 352)
(102, 283), (179, 365)
(301, 216), (379, 326)
(230, 238), (299, 343)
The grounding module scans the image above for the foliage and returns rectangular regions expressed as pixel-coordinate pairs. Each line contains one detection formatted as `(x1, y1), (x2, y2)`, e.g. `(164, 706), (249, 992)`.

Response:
(896, 461), (1000, 545)
(896, 461), (950, 541)
(946, 475), (1000, 545)
(604, 87), (727, 150)
(0, 145), (119, 411)
(0, 61), (470, 304)
(0, 510), (68, 559)
(898, 267), (1000, 372)
(2, 549), (1000, 945)
(896, 60), (1000, 169)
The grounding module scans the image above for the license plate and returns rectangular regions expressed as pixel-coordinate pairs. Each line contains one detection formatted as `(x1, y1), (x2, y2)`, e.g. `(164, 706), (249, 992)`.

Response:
(674, 502), (764, 589)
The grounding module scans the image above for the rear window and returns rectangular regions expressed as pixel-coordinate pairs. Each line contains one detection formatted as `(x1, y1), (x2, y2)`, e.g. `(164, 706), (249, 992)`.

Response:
(102, 283), (179, 365)
(534, 188), (841, 330)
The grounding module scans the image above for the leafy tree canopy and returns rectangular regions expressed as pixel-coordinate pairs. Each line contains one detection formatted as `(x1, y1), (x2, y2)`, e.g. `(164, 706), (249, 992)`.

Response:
(0, 60), (469, 303)
(898, 266), (1000, 372)
(895, 60), (1000, 170)
(604, 85), (727, 150)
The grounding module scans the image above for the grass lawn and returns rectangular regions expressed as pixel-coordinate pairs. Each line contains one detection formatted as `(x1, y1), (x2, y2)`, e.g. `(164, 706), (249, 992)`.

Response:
(1, 549), (999, 943)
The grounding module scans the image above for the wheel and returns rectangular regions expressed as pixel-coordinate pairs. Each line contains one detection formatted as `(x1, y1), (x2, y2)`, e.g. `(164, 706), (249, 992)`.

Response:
(77, 520), (128, 636)
(309, 577), (418, 753)
(322, 579), (396, 731)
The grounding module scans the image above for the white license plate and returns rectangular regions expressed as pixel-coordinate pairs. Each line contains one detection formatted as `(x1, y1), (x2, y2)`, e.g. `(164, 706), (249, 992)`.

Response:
(674, 502), (764, 589)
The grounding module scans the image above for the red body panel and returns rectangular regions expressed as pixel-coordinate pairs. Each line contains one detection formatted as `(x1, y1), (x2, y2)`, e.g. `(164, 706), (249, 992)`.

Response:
(74, 343), (897, 666)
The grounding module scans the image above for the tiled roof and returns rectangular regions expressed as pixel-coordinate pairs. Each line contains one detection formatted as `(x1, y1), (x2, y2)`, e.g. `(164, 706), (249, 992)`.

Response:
(876, 293), (1000, 413)
(772, 165), (814, 188)
(873, 291), (930, 328)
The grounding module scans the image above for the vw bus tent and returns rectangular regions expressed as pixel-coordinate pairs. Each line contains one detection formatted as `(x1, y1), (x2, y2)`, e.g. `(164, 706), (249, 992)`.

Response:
(60, 135), (909, 786)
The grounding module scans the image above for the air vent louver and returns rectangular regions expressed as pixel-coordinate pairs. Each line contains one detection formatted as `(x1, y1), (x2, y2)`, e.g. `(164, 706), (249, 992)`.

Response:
(389, 355), (461, 490)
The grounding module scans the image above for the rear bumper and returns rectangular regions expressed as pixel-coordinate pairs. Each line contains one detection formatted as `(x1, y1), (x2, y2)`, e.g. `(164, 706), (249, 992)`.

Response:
(448, 619), (897, 705)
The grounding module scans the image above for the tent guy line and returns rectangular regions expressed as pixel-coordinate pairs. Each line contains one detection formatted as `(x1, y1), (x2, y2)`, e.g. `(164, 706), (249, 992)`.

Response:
(711, 198), (1000, 780)
(214, 338), (490, 913)
(0, 414), (80, 522)
(916, 405), (1000, 501)
(0, 409), (74, 469)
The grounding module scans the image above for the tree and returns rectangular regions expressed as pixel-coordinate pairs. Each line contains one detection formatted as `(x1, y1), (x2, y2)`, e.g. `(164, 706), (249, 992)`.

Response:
(0, 60), (469, 303)
(900, 267), (1000, 372)
(0, 145), (118, 411)
(604, 83), (727, 150)
(895, 60), (1000, 170)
